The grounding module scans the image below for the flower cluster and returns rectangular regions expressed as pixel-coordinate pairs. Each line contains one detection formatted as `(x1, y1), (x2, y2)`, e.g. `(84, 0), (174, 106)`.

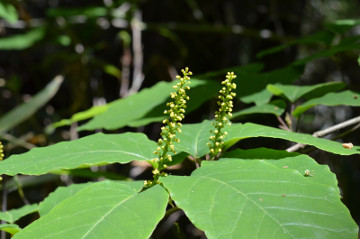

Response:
(145, 67), (192, 186)
(207, 72), (237, 160)
(0, 141), (4, 161)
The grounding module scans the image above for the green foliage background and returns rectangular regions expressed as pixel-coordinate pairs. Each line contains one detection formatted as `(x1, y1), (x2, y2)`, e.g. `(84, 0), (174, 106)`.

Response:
(0, 0), (360, 238)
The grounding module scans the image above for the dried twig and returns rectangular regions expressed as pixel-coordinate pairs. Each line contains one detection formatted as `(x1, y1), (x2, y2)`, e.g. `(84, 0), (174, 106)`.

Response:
(286, 115), (360, 152)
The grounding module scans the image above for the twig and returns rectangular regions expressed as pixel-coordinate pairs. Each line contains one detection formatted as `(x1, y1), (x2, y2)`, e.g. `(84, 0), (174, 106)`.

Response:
(128, 10), (144, 95)
(286, 115), (360, 152)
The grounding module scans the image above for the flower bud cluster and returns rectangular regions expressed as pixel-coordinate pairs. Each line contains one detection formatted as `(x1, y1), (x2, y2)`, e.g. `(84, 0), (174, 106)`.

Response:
(146, 68), (192, 186)
(0, 141), (3, 161)
(207, 72), (237, 159)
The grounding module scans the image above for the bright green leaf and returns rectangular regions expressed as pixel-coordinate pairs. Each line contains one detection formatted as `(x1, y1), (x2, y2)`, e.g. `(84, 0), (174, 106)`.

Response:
(14, 181), (168, 239)
(222, 148), (337, 189)
(0, 223), (21, 235)
(0, 204), (38, 224)
(161, 160), (358, 239)
(0, 132), (156, 176)
(0, 27), (45, 50)
(0, 76), (63, 134)
(38, 181), (143, 217)
(267, 82), (345, 102)
(293, 90), (360, 117)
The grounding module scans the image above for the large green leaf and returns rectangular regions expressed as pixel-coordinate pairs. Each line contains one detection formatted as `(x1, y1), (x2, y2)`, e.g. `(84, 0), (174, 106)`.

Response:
(161, 159), (358, 239)
(0, 132), (156, 176)
(0, 204), (38, 224)
(0, 27), (45, 50)
(267, 82), (345, 103)
(13, 181), (168, 239)
(293, 90), (360, 117)
(78, 79), (218, 131)
(0, 76), (63, 134)
(176, 121), (360, 158)
(38, 181), (143, 217)
(222, 148), (337, 189)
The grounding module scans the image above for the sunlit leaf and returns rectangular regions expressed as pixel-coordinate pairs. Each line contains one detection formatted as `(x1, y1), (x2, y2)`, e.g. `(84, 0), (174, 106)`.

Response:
(0, 223), (21, 235)
(0, 132), (156, 176)
(14, 181), (168, 239)
(38, 181), (143, 217)
(161, 159), (358, 239)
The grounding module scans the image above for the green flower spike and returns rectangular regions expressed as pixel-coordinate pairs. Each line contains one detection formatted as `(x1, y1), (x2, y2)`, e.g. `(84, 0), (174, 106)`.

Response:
(208, 71), (237, 160)
(0, 141), (4, 161)
(145, 67), (192, 187)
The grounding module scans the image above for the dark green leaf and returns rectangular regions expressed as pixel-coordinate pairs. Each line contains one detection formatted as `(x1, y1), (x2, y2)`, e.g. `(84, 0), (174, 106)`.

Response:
(232, 100), (286, 119)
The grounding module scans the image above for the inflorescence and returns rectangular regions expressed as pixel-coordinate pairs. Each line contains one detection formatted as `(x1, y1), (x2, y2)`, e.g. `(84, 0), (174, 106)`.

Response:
(145, 67), (192, 187)
(0, 141), (4, 161)
(207, 72), (237, 160)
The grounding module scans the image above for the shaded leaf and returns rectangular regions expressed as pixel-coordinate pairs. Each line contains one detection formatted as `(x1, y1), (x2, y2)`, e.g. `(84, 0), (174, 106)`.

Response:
(0, 76), (63, 134)
(324, 19), (360, 34)
(232, 100), (286, 119)
(0, 204), (38, 224)
(0, 223), (21, 235)
(293, 90), (360, 117)
(0, 132), (156, 176)
(38, 181), (143, 217)
(47, 6), (107, 18)
(79, 79), (218, 131)
(161, 160), (358, 239)
(267, 82), (345, 102)
(14, 181), (168, 239)
(0, 27), (45, 50)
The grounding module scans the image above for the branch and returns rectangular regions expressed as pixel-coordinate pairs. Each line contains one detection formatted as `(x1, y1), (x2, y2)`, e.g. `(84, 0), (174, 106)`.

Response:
(286, 115), (360, 152)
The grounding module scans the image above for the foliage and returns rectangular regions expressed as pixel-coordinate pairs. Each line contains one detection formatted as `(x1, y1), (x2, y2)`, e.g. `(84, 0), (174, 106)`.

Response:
(1, 1), (360, 239)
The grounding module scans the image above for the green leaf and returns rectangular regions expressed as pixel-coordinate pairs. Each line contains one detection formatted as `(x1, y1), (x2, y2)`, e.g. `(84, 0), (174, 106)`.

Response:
(358, 54), (360, 66)
(237, 65), (304, 105)
(47, 6), (107, 18)
(293, 90), (360, 117)
(232, 100), (286, 119)
(222, 148), (337, 188)
(0, 2), (18, 23)
(226, 122), (360, 155)
(0, 204), (38, 224)
(0, 27), (45, 50)
(13, 181), (168, 239)
(38, 181), (143, 217)
(0, 76), (63, 134)
(176, 121), (360, 158)
(79, 79), (218, 131)
(161, 160), (358, 239)
(0, 223), (21, 235)
(0, 132), (156, 176)
(267, 82), (345, 102)
(324, 19), (360, 34)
